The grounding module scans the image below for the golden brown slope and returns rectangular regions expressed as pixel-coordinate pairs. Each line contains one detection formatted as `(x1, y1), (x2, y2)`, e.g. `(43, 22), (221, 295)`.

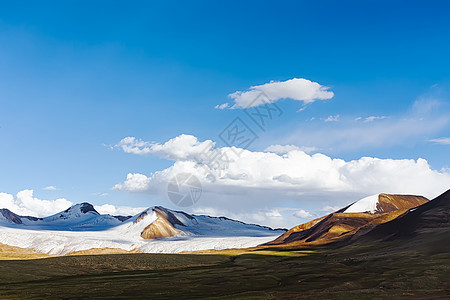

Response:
(375, 193), (428, 213)
(266, 194), (428, 247)
(138, 207), (194, 239)
(0, 243), (51, 260)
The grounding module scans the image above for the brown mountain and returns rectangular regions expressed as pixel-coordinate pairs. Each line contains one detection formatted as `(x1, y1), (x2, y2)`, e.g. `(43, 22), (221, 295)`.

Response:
(371, 193), (429, 214)
(136, 206), (192, 239)
(355, 189), (450, 242)
(266, 194), (428, 247)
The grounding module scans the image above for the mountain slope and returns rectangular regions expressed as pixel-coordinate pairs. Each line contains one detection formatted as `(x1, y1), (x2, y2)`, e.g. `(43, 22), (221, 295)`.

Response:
(266, 194), (428, 247)
(355, 189), (450, 241)
(0, 209), (42, 224)
(344, 193), (428, 214)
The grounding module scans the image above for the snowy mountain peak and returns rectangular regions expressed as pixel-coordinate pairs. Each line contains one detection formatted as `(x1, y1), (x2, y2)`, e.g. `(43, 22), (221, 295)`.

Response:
(64, 202), (99, 215)
(344, 193), (428, 214)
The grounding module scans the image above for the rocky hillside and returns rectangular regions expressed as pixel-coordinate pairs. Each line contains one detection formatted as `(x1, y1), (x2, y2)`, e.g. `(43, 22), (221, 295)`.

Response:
(357, 189), (450, 241)
(266, 193), (428, 247)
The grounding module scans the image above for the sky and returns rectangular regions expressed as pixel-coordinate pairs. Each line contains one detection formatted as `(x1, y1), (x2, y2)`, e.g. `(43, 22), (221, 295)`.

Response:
(1, 1), (450, 228)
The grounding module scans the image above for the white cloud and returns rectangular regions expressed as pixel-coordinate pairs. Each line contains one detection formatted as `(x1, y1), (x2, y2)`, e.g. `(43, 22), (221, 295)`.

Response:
(94, 204), (146, 216)
(265, 209), (283, 218)
(429, 137), (450, 145)
(265, 144), (317, 154)
(293, 209), (313, 219)
(221, 78), (334, 109)
(43, 186), (57, 191)
(115, 137), (153, 155)
(215, 103), (229, 110)
(297, 106), (308, 112)
(115, 135), (214, 160)
(320, 205), (341, 213)
(355, 116), (388, 123)
(114, 134), (450, 219)
(363, 116), (388, 122)
(325, 115), (339, 122)
(0, 190), (72, 217)
(190, 206), (291, 228)
(113, 173), (152, 193)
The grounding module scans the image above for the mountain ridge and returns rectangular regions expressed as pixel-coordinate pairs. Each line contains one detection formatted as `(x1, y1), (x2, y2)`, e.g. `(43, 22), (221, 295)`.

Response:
(0, 203), (285, 255)
(352, 189), (450, 242)
(266, 193), (428, 247)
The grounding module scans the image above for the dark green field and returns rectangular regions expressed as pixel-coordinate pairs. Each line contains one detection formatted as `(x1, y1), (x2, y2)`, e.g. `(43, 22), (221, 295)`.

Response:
(1, 234), (450, 300)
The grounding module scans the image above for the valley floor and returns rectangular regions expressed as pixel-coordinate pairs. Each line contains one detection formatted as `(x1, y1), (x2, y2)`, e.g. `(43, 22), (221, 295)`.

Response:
(0, 236), (450, 299)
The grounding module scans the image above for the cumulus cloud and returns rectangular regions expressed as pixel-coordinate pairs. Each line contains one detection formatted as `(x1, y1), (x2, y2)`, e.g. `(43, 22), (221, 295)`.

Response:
(293, 209), (313, 219)
(115, 135), (215, 160)
(190, 206), (291, 228)
(429, 137), (450, 145)
(114, 134), (450, 207)
(0, 190), (72, 217)
(94, 204), (146, 216)
(113, 173), (153, 193)
(265, 209), (283, 218)
(220, 78), (334, 109)
(265, 144), (317, 154)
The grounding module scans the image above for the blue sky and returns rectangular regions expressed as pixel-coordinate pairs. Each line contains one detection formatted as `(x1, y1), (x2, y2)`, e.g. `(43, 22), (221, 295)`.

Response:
(1, 1), (450, 227)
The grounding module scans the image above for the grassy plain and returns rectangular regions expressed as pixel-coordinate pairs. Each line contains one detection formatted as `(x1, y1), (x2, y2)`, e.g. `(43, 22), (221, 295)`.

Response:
(1, 235), (450, 299)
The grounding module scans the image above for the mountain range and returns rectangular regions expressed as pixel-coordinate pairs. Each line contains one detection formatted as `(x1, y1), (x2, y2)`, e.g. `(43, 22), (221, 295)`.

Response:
(0, 203), (285, 255)
(1, 190), (449, 255)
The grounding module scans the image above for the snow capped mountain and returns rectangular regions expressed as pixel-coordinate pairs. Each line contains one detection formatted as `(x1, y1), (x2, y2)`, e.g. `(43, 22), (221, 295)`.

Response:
(344, 193), (428, 214)
(0, 203), (285, 255)
(267, 193), (428, 247)
(40, 203), (126, 229)
(0, 203), (127, 230)
(360, 189), (450, 240)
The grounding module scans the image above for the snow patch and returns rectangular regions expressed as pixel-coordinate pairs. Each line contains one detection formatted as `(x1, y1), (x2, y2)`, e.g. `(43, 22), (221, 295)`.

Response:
(344, 194), (379, 213)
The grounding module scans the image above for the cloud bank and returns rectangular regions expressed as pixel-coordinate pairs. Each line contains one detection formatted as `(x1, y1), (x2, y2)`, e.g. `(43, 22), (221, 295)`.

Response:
(113, 134), (450, 228)
(0, 190), (72, 217)
(114, 134), (450, 198)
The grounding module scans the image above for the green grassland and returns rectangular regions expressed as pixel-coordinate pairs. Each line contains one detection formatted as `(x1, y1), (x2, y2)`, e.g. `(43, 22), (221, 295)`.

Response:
(0, 236), (450, 299)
